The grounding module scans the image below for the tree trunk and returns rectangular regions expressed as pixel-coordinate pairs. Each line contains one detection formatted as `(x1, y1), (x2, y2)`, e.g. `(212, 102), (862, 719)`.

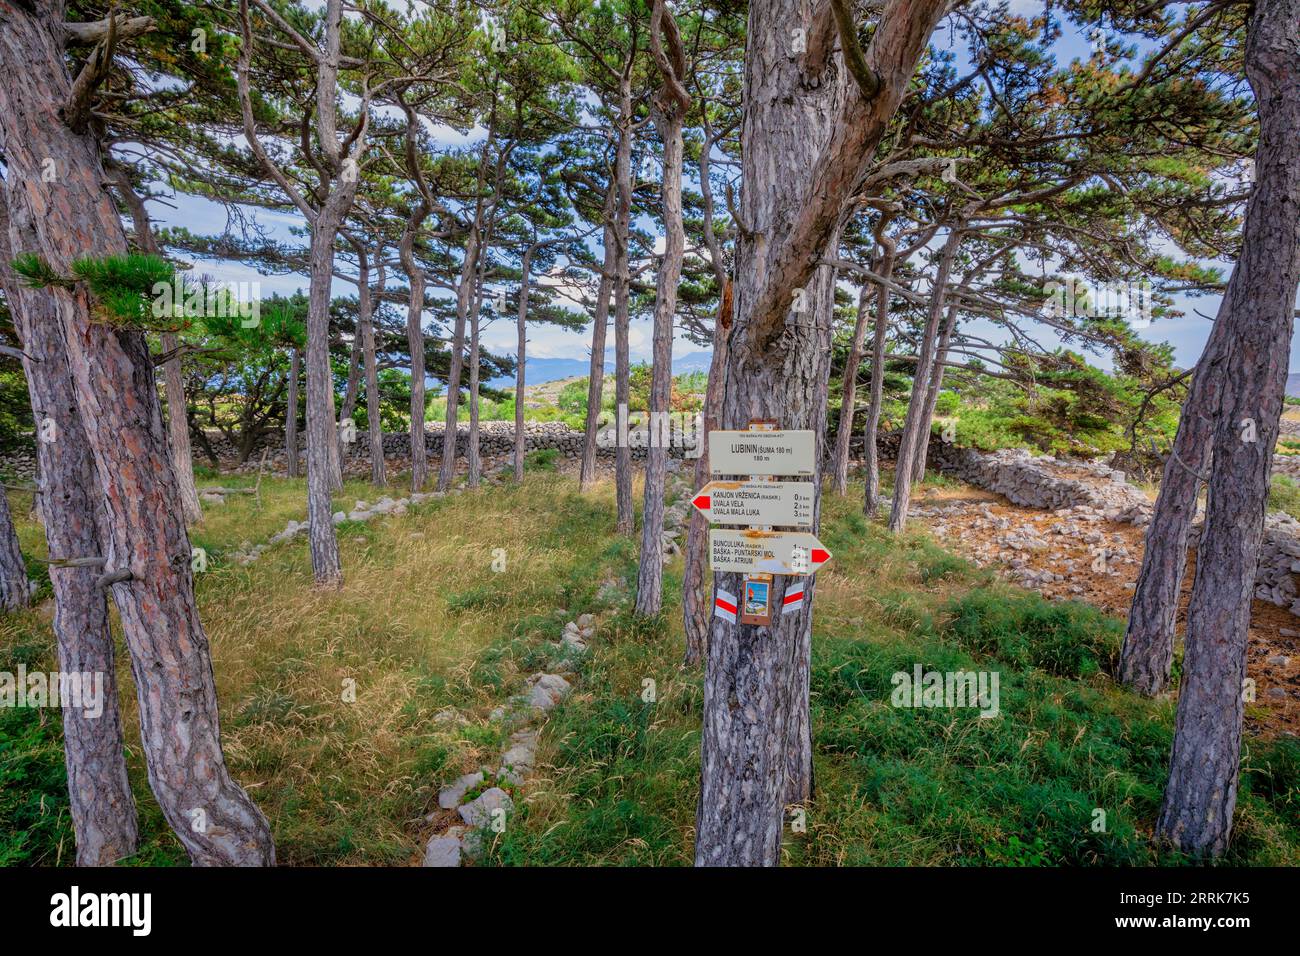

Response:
(0, 488), (30, 610)
(1155, 0), (1300, 856)
(863, 241), (895, 516)
(634, 74), (687, 618)
(109, 173), (204, 525)
(831, 283), (872, 494)
(0, 6), (275, 863)
(286, 346), (301, 479)
(336, 335), (361, 473)
(405, 259), (429, 492)
(683, 292), (730, 666)
(357, 248), (386, 487)
(161, 332), (203, 525)
(911, 301), (958, 483)
(1120, 396), (1211, 695)
(2, 186), (138, 864)
(888, 226), (961, 533)
(514, 245), (536, 482)
(438, 130), (493, 493)
(696, 0), (848, 866)
(467, 287), (484, 488)
(305, 211), (344, 585)
(695, 0), (946, 866)
(613, 93), (635, 535)
(579, 214), (617, 492)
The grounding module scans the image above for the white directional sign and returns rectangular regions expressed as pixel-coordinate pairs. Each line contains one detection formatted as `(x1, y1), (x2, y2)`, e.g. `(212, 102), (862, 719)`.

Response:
(691, 480), (814, 528)
(708, 429), (815, 477)
(708, 529), (832, 575)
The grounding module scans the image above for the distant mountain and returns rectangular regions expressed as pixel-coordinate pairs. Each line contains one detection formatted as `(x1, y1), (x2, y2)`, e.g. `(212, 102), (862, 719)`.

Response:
(673, 351), (714, 374)
(487, 351), (715, 388)
(487, 357), (607, 389)
(1289, 372), (1300, 398)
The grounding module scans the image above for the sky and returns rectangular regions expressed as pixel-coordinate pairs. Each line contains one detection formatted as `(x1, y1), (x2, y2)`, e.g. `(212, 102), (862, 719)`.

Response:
(144, 1), (1300, 376)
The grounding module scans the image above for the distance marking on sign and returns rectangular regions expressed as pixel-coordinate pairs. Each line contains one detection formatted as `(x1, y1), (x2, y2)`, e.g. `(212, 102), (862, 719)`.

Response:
(707, 529), (832, 575)
(690, 480), (814, 528)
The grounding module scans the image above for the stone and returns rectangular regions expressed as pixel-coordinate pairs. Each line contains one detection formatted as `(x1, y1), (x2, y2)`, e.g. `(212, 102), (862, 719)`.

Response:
(438, 771), (485, 809)
(500, 737), (536, 773)
(423, 832), (462, 867)
(458, 787), (513, 828)
(527, 673), (572, 711)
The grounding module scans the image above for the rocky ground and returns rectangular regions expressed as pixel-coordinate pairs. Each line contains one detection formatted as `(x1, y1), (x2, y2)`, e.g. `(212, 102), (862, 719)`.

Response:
(909, 482), (1300, 740)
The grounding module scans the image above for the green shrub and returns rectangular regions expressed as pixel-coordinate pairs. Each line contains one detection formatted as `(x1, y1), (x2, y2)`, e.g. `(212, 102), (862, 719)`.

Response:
(941, 588), (1122, 678)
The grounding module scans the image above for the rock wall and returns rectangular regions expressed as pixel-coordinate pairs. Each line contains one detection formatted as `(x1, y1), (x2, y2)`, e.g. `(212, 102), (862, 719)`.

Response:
(201, 419), (703, 473)
(933, 444), (1300, 617)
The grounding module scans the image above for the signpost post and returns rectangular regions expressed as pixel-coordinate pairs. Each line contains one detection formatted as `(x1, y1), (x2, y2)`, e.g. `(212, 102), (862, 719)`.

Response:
(699, 423), (831, 628)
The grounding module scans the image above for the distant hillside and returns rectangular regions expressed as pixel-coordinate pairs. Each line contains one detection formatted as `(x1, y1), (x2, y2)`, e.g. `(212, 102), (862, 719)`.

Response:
(489, 351), (715, 389)
(1288, 372), (1300, 397)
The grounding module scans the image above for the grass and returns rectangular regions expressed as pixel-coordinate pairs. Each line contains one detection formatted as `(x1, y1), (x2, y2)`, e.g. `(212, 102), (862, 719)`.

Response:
(2, 471), (1298, 866)
(1269, 474), (1300, 521)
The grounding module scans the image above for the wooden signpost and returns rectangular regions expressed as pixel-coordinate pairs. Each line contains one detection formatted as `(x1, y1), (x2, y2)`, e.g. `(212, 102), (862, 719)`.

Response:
(699, 422), (831, 627)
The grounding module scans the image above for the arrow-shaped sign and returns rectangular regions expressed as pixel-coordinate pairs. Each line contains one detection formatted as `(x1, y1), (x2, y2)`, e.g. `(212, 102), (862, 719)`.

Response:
(708, 529), (832, 575)
(691, 480), (814, 528)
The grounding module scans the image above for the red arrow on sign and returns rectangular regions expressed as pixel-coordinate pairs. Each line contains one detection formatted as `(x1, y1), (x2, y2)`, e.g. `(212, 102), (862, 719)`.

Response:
(692, 494), (711, 510)
(811, 548), (830, 564)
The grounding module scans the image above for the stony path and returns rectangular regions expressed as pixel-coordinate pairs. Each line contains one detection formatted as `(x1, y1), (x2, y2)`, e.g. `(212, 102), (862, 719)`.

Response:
(418, 461), (692, 866)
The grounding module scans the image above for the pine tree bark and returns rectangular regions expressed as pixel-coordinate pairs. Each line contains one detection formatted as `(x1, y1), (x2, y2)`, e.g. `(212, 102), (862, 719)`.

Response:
(888, 226), (961, 532)
(831, 283), (872, 494)
(0, 5), (274, 863)
(1155, 0), (1300, 856)
(0, 487), (30, 610)
(286, 346), (301, 479)
(863, 241), (895, 517)
(2, 186), (138, 863)
(635, 15), (689, 618)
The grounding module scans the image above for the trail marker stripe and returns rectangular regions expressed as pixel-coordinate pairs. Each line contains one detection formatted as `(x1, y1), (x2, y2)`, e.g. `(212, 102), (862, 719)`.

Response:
(782, 582), (806, 613)
(714, 589), (738, 624)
